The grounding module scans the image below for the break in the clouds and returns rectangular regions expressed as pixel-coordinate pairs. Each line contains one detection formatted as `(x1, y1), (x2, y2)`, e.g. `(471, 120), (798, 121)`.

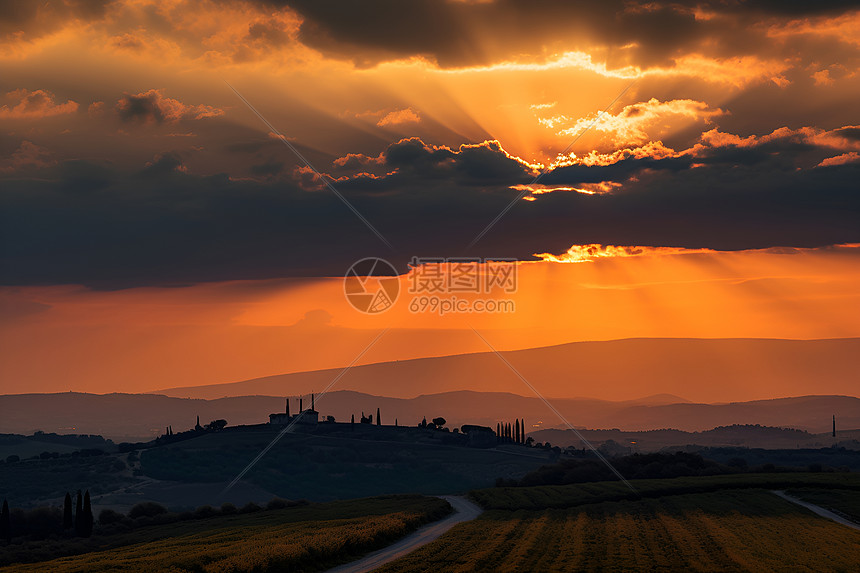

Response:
(0, 1), (858, 286)
(2, 122), (858, 286)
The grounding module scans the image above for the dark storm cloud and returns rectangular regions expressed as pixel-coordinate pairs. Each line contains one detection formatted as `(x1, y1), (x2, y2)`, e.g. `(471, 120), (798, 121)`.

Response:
(141, 151), (185, 175)
(2, 132), (859, 287)
(329, 138), (535, 193)
(250, 158), (286, 177)
(832, 126), (860, 142)
(115, 89), (223, 124)
(116, 90), (174, 124)
(275, 0), (860, 69)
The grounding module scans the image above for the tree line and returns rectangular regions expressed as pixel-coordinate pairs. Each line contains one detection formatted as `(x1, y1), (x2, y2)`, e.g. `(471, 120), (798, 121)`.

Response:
(1, 490), (93, 542)
(497, 419), (527, 444)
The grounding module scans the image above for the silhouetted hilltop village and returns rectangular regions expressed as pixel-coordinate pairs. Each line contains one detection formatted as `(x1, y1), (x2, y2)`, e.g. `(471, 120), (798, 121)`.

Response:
(264, 394), (523, 449)
(123, 394), (854, 457)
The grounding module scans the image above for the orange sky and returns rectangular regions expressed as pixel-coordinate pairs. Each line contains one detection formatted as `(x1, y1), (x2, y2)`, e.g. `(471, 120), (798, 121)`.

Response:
(2, 244), (858, 395)
(2, 2), (859, 399)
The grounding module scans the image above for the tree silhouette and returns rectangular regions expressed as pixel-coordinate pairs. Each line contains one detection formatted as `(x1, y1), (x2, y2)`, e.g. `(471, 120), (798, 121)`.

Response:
(205, 419), (227, 431)
(497, 422), (501, 436)
(63, 492), (73, 530)
(74, 490), (83, 536)
(82, 491), (94, 537)
(515, 419), (520, 443)
(1, 499), (9, 542)
(432, 417), (446, 427)
(377, 407), (381, 426)
(351, 414), (355, 428)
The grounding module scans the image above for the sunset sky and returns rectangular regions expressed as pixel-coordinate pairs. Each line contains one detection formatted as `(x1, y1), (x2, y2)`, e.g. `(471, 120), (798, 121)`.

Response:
(1, 1), (859, 396)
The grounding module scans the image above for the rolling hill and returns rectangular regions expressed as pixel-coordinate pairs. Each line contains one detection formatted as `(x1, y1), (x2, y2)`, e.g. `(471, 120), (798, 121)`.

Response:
(155, 338), (860, 403)
(1, 391), (857, 440)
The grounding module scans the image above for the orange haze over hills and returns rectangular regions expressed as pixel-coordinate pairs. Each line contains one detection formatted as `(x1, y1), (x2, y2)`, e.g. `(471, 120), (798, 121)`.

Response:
(157, 338), (860, 404)
(1, 244), (860, 396)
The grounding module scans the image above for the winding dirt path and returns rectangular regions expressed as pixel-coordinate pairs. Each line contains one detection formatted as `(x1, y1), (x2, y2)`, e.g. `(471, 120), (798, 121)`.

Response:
(326, 495), (483, 573)
(772, 490), (860, 532)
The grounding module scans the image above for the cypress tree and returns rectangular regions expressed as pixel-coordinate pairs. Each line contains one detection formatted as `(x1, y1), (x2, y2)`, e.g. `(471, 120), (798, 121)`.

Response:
(377, 407), (381, 426)
(497, 422), (501, 436)
(63, 492), (73, 530)
(74, 490), (83, 536)
(351, 413), (355, 428)
(1, 499), (10, 542)
(82, 491), (94, 537)
(521, 419), (526, 443)
(515, 419), (520, 443)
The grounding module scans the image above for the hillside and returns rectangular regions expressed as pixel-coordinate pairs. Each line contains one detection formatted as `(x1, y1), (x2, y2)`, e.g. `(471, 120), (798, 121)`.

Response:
(156, 338), (860, 403)
(1, 391), (857, 440)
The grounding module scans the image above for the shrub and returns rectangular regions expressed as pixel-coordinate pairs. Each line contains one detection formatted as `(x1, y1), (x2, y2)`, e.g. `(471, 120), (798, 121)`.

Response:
(266, 498), (289, 510)
(239, 502), (262, 514)
(98, 509), (124, 525)
(220, 503), (237, 515)
(128, 502), (168, 519)
(193, 505), (217, 519)
(21, 506), (63, 539)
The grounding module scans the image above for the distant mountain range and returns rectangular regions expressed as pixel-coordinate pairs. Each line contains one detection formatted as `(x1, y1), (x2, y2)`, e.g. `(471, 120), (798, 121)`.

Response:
(155, 338), (860, 403)
(0, 391), (856, 441)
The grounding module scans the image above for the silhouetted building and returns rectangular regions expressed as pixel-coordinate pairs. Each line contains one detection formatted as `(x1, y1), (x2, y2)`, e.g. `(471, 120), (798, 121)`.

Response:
(294, 393), (318, 426)
(269, 395), (317, 426)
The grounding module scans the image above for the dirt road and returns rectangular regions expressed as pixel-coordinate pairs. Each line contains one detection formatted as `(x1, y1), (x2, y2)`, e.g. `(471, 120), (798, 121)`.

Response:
(326, 495), (483, 573)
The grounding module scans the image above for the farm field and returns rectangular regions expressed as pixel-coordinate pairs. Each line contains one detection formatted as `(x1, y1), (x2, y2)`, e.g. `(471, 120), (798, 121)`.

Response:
(376, 489), (860, 572)
(471, 471), (860, 511)
(2, 495), (451, 572)
(785, 487), (860, 524)
(0, 452), (134, 507)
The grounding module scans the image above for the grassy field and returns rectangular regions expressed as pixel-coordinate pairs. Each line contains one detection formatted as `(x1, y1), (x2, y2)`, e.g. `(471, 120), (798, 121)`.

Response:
(377, 489), (860, 572)
(786, 487), (860, 523)
(470, 471), (860, 511)
(0, 453), (133, 506)
(3, 495), (451, 572)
